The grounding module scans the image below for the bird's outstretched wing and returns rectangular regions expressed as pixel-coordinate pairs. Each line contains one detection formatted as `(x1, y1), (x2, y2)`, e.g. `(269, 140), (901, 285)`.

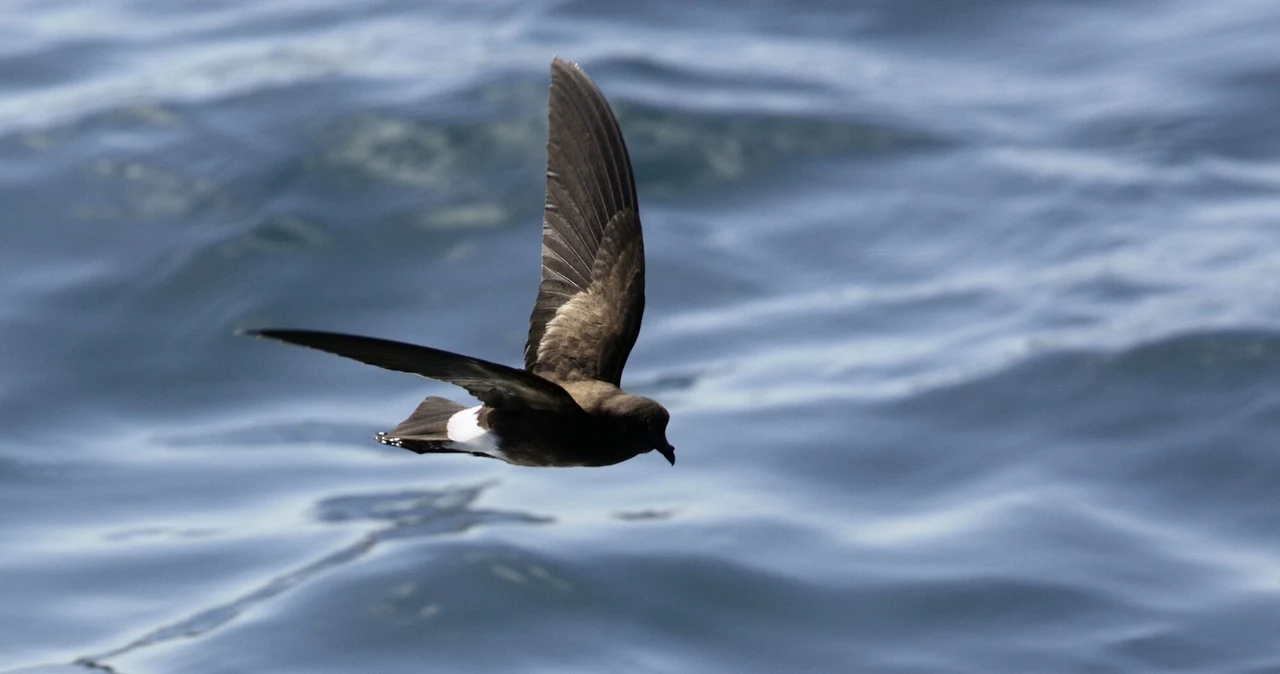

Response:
(524, 57), (645, 386)
(244, 329), (583, 413)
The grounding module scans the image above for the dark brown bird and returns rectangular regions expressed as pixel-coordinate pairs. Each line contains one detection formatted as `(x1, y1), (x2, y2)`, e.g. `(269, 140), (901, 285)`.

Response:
(241, 57), (674, 467)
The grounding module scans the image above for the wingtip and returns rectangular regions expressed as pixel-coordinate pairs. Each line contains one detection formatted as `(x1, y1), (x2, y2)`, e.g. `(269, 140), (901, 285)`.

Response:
(550, 55), (583, 77)
(237, 328), (296, 343)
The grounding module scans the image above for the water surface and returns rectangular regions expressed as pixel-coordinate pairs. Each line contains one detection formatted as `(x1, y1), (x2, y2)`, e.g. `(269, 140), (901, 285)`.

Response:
(3, 0), (1280, 672)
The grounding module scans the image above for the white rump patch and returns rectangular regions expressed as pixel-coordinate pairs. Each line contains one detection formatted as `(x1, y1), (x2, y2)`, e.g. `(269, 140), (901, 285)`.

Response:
(446, 406), (504, 459)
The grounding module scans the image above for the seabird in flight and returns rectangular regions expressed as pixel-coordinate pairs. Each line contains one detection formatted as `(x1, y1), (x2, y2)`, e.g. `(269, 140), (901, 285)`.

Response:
(241, 57), (674, 467)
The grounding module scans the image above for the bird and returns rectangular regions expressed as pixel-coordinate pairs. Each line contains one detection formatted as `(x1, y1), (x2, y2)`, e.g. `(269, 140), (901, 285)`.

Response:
(240, 57), (674, 468)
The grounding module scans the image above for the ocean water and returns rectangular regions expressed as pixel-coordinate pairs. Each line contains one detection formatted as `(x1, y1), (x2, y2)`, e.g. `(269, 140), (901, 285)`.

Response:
(3, 0), (1280, 671)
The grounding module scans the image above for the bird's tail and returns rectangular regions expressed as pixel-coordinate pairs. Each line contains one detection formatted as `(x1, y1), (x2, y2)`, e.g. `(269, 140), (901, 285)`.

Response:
(374, 396), (469, 455)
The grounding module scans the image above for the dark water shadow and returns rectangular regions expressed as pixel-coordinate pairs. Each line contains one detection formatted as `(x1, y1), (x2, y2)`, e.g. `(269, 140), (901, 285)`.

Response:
(3, 482), (548, 674)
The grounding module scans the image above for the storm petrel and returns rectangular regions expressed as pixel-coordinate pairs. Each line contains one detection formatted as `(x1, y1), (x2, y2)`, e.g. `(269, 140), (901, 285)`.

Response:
(242, 57), (674, 467)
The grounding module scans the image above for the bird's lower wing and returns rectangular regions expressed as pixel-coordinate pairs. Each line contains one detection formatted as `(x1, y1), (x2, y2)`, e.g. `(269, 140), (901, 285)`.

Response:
(242, 329), (582, 413)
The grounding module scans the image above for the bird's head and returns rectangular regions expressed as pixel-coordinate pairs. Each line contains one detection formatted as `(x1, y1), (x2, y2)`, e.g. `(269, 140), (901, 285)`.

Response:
(606, 393), (674, 465)
(639, 398), (675, 465)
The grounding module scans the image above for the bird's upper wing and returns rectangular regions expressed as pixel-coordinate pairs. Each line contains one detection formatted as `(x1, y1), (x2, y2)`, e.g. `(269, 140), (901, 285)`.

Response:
(524, 57), (645, 386)
(245, 329), (583, 413)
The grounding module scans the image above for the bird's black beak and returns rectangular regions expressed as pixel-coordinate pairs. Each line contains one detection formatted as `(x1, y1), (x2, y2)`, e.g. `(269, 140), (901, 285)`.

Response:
(657, 444), (675, 466)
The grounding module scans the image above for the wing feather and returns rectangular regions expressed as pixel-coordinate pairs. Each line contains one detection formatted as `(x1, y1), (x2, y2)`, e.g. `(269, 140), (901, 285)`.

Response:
(524, 57), (644, 385)
(534, 210), (645, 384)
(245, 329), (582, 413)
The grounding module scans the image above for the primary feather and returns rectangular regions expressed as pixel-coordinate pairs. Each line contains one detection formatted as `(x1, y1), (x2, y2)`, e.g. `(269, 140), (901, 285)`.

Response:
(525, 57), (645, 386)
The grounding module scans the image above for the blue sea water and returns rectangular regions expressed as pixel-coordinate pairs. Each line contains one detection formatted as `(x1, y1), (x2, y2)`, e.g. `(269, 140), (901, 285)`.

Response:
(3, 0), (1280, 671)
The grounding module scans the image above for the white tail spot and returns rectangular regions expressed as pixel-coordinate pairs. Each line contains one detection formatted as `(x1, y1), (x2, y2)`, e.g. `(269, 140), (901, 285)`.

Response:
(446, 406), (503, 458)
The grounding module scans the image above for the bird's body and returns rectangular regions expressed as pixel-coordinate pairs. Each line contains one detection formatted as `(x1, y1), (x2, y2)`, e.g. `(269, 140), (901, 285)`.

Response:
(243, 57), (674, 467)
(379, 381), (666, 467)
